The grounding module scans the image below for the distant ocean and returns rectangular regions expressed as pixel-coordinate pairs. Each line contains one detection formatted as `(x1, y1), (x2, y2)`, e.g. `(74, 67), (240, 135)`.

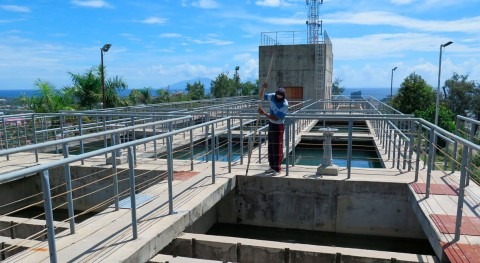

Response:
(0, 87), (398, 100)
(0, 89), (133, 99)
(342, 87), (398, 100)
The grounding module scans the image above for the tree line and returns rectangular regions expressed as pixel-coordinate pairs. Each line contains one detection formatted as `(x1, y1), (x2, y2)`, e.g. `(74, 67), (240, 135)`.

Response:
(332, 73), (480, 134)
(17, 65), (259, 113)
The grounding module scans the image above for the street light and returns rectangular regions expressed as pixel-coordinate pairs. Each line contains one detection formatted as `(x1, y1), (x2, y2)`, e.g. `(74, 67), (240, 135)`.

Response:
(390, 66), (397, 100)
(434, 41), (453, 126)
(100, 43), (111, 109)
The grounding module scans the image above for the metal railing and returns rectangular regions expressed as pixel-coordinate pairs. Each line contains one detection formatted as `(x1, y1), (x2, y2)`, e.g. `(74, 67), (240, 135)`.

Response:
(0, 98), (479, 262)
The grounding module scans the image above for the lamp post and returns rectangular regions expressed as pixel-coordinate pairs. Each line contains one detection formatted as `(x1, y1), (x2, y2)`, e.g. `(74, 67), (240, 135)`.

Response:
(434, 41), (453, 126)
(100, 44), (111, 109)
(235, 66), (240, 95)
(390, 66), (397, 101)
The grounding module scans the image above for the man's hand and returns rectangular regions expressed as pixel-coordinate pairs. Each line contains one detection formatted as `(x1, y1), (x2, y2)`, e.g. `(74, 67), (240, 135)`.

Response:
(258, 107), (266, 115)
(262, 82), (268, 90)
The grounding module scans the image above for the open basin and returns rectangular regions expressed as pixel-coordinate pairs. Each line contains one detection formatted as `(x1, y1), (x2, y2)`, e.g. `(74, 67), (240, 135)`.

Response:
(312, 120), (370, 134)
(172, 139), (250, 162)
(159, 176), (436, 262)
(285, 139), (383, 168)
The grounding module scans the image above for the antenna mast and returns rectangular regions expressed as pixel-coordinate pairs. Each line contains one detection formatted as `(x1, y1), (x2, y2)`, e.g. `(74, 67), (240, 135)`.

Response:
(306, 0), (323, 44)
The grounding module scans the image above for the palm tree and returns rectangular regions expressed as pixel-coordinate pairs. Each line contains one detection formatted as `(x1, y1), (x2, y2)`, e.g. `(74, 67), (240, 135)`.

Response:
(69, 68), (102, 110)
(137, 87), (153, 104)
(19, 80), (62, 112)
(105, 75), (127, 108)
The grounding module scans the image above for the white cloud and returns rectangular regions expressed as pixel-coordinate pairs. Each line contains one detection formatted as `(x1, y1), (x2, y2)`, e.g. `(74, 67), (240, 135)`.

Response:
(120, 33), (141, 42)
(70, 0), (112, 8)
(138, 17), (168, 24)
(189, 35), (234, 46)
(390, 0), (415, 4)
(148, 63), (221, 83)
(325, 11), (480, 33)
(0, 5), (31, 13)
(159, 33), (183, 38)
(255, 0), (290, 7)
(192, 0), (219, 9)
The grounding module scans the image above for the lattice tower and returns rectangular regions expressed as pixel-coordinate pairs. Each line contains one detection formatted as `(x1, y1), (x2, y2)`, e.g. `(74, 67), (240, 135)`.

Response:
(306, 0), (323, 44)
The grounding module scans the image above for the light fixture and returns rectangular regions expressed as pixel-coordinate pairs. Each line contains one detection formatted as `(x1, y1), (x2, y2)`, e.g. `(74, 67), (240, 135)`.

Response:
(100, 43), (111, 109)
(390, 66), (397, 100)
(434, 41), (453, 126)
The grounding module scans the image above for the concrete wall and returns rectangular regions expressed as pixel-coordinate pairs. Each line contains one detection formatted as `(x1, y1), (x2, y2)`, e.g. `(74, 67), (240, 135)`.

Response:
(217, 176), (425, 239)
(259, 43), (333, 102)
(0, 165), (167, 215)
(162, 233), (435, 263)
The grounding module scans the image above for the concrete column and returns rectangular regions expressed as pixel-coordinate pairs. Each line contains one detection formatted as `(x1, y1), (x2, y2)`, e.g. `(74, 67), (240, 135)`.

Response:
(317, 127), (339, 176)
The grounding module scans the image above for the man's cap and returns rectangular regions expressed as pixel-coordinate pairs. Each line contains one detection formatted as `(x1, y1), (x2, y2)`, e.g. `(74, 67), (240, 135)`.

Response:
(276, 87), (286, 97)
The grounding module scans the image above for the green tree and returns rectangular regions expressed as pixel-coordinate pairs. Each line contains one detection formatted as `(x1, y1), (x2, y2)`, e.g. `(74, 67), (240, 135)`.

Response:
(170, 92), (187, 102)
(186, 81), (205, 100)
(19, 79), (72, 113)
(443, 73), (475, 117)
(68, 66), (127, 109)
(241, 81), (257, 96)
(332, 77), (345, 95)
(471, 84), (480, 120)
(415, 105), (455, 133)
(69, 68), (101, 109)
(104, 75), (128, 108)
(210, 72), (231, 98)
(156, 88), (171, 103)
(127, 89), (141, 106)
(128, 87), (153, 105)
(233, 68), (241, 96)
(392, 73), (435, 114)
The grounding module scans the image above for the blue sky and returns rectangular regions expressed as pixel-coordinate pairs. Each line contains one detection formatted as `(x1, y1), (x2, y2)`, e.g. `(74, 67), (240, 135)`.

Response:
(0, 0), (479, 91)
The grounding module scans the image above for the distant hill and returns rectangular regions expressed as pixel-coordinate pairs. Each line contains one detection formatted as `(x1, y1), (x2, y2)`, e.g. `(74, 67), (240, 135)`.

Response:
(167, 78), (212, 93)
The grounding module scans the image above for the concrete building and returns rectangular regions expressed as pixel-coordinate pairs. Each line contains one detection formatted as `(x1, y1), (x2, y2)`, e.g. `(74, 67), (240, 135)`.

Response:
(258, 31), (333, 106)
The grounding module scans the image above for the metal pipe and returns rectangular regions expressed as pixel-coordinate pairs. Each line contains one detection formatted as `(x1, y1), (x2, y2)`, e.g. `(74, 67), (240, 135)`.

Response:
(41, 170), (58, 263)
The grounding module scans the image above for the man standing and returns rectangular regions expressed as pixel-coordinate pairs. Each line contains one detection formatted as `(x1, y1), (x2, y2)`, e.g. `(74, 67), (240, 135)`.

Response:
(258, 82), (288, 175)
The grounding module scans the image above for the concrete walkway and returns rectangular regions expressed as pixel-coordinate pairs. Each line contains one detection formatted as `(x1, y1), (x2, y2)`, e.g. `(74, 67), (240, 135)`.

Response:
(0, 123), (479, 262)
(1, 155), (479, 262)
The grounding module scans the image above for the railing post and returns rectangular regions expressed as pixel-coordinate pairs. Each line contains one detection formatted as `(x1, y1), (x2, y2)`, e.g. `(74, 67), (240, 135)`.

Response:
(41, 170), (58, 263)
(31, 114), (39, 162)
(408, 120), (415, 172)
(166, 133), (174, 215)
(205, 121), (209, 162)
(111, 134), (119, 210)
(452, 141), (458, 173)
(227, 118), (232, 173)
(347, 119), (353, 179)
(414, 122), (422, 182)
(454, 145), (469, 241)
(190, 128), (194, 171)
(103, 115), (108, 158)
(396, 136), (402, 170)
(131, 117), (137, 165)
(211, 123), (216, 184)
(392, 133), (397, 168)
(78, 115), (85, 165)
(426, 127), (436, 198)
(285, 120), (290, 176)
(240, 118), (244, 165)
(292, 119), (296, 167)
(127, 147), (138, 239)
(153, 117), (158, 158)
(62, 144), (75, 234)
(387, 123), (392, 157)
